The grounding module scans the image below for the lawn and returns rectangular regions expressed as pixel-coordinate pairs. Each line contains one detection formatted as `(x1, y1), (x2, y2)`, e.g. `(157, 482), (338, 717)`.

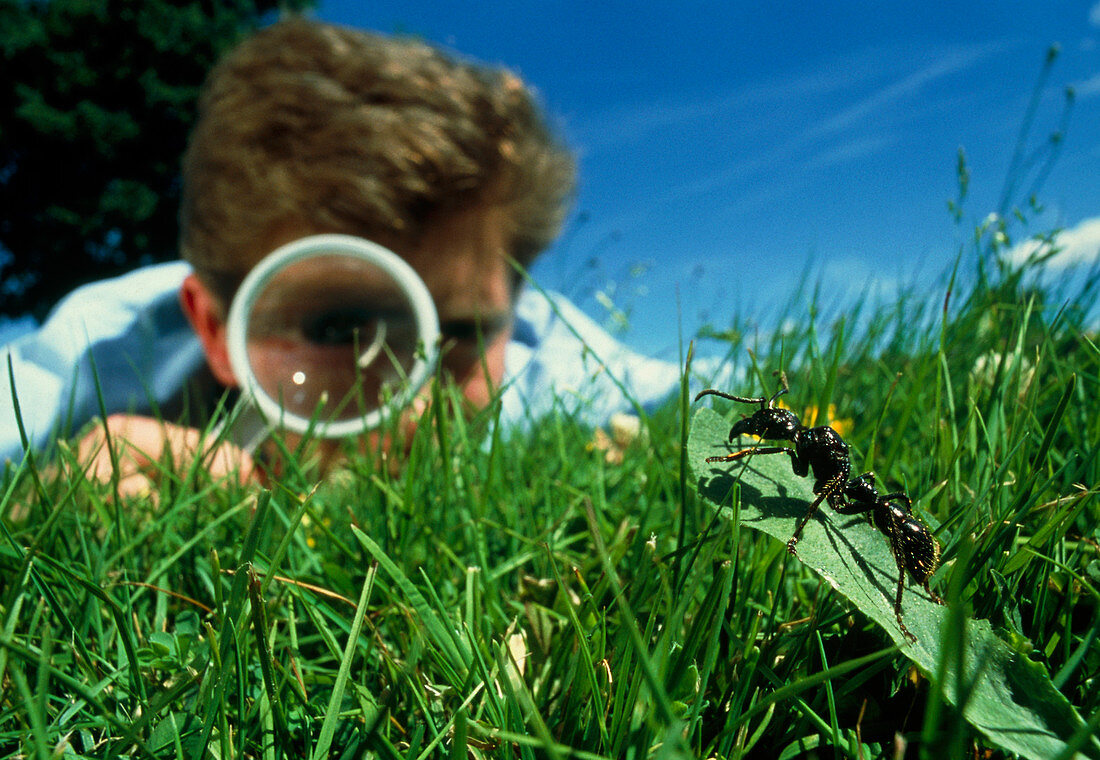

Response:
(3, 224), (1098, 759)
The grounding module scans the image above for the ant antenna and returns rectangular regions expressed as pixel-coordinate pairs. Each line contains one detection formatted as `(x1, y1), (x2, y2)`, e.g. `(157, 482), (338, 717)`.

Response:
(767, 385), (788, 408)
(694, 388), (768, 406)
(769, 371), (790, 405)
(696, 372), (790, 409)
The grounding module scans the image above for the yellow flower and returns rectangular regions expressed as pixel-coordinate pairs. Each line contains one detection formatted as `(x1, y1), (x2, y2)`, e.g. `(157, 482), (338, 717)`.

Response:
(778, 400), (854, 438)
(301, 513), (333, 550)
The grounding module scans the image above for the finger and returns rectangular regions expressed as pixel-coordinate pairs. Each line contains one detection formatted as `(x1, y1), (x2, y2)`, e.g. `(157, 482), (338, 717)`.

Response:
(161, 421), (257, 484)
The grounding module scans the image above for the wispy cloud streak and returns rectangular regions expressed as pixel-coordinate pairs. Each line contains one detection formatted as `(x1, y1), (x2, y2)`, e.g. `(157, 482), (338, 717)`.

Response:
(799, 42), (1005, 144)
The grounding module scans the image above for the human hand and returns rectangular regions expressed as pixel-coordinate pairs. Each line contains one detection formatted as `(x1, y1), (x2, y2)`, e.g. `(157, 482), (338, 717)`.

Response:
(77, 414), (257, 498)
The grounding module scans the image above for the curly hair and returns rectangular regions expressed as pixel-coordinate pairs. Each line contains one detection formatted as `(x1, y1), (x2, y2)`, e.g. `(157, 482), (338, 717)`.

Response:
(180, 17), (576, 301)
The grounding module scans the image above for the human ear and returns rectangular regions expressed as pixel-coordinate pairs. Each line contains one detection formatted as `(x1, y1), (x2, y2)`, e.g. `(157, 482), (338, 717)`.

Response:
(179, 273), (238, 387)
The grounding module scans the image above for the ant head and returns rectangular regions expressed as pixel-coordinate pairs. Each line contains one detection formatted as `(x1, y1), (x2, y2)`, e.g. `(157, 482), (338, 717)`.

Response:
(696, 379), (798, 441)
(729, 406), (800, 441)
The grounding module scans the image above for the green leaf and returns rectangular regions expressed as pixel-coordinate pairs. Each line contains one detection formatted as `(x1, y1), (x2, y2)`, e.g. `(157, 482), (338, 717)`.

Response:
(689, 406), (1100, 760)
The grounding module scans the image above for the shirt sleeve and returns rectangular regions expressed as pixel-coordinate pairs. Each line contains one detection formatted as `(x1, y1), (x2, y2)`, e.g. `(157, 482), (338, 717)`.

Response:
(501, 288), (685, 427)
(1, 262), (208, 464)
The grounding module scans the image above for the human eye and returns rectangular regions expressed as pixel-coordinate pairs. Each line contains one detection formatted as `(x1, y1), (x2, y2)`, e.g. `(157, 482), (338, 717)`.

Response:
(439, 315), (510, 346)
(301, 307), (381, 346)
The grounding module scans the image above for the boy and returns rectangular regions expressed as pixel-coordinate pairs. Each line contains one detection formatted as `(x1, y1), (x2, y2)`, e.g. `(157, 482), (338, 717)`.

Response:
(2, 18), (682, 490)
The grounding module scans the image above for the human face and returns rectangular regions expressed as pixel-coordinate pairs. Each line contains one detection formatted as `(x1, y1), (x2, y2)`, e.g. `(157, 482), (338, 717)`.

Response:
(185, 201), (516, 456)
(400, 202), (515, 410)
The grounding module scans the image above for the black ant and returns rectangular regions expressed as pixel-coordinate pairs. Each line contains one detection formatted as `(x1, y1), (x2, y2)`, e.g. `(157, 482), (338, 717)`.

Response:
(694, 379), (851, 554)
(694, 378), (942, 641)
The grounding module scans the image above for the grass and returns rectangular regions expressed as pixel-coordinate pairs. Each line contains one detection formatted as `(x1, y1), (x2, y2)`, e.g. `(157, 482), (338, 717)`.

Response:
(2, 63), (1099, 760)
(2, 223), (1098, 759)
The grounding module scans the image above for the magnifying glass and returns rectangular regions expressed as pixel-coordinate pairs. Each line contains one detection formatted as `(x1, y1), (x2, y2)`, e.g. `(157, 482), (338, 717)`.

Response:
(219, 234), (440, 451)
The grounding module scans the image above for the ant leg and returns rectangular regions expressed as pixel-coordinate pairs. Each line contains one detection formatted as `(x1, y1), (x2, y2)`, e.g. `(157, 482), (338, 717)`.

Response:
(883, 518), (917, 642)
(831, 489), (907, 517)
(832, 499), (874, 516)
(705, 446), (794, 464)
(786, 490), (829, 554)
(895, 574), (915, 643)
(787, 471), (845, 553)
(923, 581), (945, 606)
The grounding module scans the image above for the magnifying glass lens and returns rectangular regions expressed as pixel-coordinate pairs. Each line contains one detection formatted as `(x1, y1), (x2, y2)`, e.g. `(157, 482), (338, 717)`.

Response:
(245, 254), (421, 425)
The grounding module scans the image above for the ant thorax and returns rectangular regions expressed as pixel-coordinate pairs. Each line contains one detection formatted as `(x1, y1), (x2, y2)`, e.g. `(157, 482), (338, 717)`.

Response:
(795, 425), (850, 477)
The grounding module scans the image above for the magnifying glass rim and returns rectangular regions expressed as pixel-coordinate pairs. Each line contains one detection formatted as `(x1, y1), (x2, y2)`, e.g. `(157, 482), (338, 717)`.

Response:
(225, 233), (440, 438)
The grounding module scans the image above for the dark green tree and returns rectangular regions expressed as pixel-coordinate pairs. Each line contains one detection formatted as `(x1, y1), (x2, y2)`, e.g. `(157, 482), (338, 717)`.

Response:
(0, 0), (313, 320)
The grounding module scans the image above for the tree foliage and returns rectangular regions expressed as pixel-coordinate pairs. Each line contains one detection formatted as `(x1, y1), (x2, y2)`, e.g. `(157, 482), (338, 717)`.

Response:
(0, 0), (313, 320)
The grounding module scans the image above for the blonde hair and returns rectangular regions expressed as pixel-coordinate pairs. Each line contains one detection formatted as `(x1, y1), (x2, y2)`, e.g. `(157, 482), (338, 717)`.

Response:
(180, 17), (575, 300)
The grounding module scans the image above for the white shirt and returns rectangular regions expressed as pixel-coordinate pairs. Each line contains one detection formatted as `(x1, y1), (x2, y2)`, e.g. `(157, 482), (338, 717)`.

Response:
(1, 261), (691, 463)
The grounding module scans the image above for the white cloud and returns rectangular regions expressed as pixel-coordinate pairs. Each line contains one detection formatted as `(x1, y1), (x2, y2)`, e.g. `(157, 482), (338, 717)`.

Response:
(1006, 216), (1100, 269)
(1074, 72), (1100, 100)
(1090, 1), (1100, 26)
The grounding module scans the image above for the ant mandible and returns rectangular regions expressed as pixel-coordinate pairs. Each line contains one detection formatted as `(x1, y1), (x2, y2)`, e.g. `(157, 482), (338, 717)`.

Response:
(694, 376), (942, 641)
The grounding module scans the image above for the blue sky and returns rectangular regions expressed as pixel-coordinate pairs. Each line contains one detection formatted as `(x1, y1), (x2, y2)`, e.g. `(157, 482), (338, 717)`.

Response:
(318, 2), (1100, 360)
(3, 4), (1093, 356)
